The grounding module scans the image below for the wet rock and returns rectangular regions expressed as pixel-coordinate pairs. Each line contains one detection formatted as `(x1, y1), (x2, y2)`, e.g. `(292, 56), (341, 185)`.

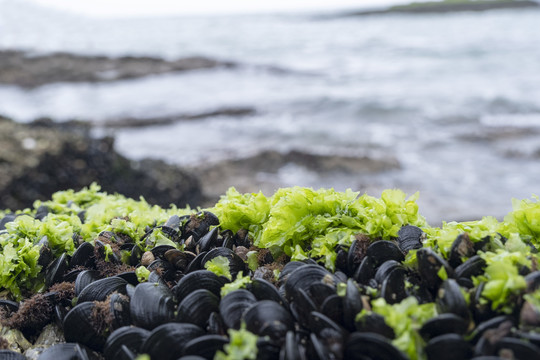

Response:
(0, 50), (236, 88)
(0, 116), (203, 210)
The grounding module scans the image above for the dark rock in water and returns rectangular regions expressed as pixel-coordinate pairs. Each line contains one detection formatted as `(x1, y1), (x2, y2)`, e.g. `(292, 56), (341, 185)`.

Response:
(0, 50), (236, 88)
(0, 116), (203, 210)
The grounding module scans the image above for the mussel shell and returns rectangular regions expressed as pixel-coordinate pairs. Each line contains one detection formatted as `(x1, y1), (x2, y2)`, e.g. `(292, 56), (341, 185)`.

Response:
(173, 270), (228, 303)
(197, 226), (219, 253)
(283, 264), (337, 304)
(183, 211), (219, 241)
(491, 338), (540, 359)
(455, 255), (486, 280)
(306, 282), (337, 308)
(366, 240), (405, 266)
(277, 261), (307, 286)
(63, 302), (106, 351)
(381, 267), (407, 305)
(38, 343), (92, 360)
(321, 294), (344, 326)
(176, 289), (220, 329)
(280, 330), (307, 360)
(353, 255), (377, 285)
(354, 312), (395, 339)
(419, 313), (469, 341)
(0, 350), (27, 360)
(244, 300), (295, 343)
(309, 311), (347, 338)
(0, 299), (19, 314)
(417, 248), (454, 291)
(397, 225), (424, 253)
(347, 237), (370, 274)
(249, 278), (286, 306)
(343, 278), (363, 331)
(185, 251), (207, 273)
(108, 293), (131, 330)
(525, 271), (540, 293)
(436, 279), (470, 321)
(183, 334), (228, 360)
(104, 326), (150, 360)
(151, 245), (176, 260)
(219, 289), (257, 330)
(74, 270), (101, 297)
(345, 332), (408, 360)
(201, 247), (246, 278)
(130, 282), (175, 330)
(470, 316), (514, 344)
(448, 233), (475, 268)
(140, 323), (205, 360)
(374, 260), (405, 284)
(425, 334), (473, 360)
(77, 277), (128, 304)
(70, 241), (95, 268)
(46, 253), (69, 287)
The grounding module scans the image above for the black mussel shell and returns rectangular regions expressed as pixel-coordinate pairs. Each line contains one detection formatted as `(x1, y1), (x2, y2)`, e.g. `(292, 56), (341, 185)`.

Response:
(207, 311), (226, 335)
(417, 248), (454, 291)
(436, 279), (470, 321)
(381, 267), (407, 304)
(197, 226), (220, 253)
(185, 251), (207, 273)
(38, 343), (92, 360)
(165, 249), (195, 271)
(306, 282), (337, 308)
(173, 270), (228, 303)
(398, 225), (424, 253)
(0, 350), (27, 360)
(343, 278), (363, 331)
(219, 289), (257, 330)
(277, 261), (307, 285)
(425, 334), (473, 360)
(347, 236), (370, 274)
(374, 260), (405, 284)
(38, 237), (54, 268)
(140, 323), (205, 360)
(176, 289), (220, 329)
(0, 299), (19, 314)
(63, 302), (106, 351)
(470, 316), (514, 344)
(244, 300), (295, 343)
(46, 253), (69, 287)
(280, 330), (307, 360)
(448, 233), (475, 268)
(354, 312), (395, 339)
(455, 255), (486, 280)
(283, 264), (337, 304)
(354, 255), (377, 285)
(74, 270), (101, 297)
(130, 282), (175, 330)
(183, 211), (219, 241)
(183, 334), (229, 360)
(249, 278), (286, 306)
(256, 338), (281, 360)
(321, 294), (344, 326)
(77, 277), (128, 304)
(366, 240), (405, 266)
(201, 247), (246, 278)
(309, 311), (347, 338)
(151, 244), (176, 260)
(419, 313), (469, 341)
(108, 293), (131, 330)
(345, 332), (408, 360)
(525, 271), (540, 292)
(104, 326), (150, 360)
(116, 271), (139, 286)
(70, 241), (95, 268)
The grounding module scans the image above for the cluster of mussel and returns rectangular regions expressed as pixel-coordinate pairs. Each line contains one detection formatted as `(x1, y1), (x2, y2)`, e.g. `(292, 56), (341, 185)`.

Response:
(1, 211), (540, 360)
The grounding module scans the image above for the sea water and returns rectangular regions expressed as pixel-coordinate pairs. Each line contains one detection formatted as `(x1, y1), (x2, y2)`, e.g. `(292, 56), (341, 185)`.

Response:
(1, 1), (539, 223)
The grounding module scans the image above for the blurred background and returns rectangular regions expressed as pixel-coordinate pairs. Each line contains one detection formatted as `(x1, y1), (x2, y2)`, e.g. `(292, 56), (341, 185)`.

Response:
(0, 0), (539, 224)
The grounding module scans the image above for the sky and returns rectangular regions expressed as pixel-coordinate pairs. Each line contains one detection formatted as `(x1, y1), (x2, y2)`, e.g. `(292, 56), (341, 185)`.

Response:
(22, 0), (411, 17)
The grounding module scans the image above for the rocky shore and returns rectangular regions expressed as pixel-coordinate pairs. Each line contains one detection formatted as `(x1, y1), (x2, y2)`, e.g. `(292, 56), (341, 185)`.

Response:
(338, 0), (539, 16)
(0, 50), (236, 88)
(0, 116), (203, 211)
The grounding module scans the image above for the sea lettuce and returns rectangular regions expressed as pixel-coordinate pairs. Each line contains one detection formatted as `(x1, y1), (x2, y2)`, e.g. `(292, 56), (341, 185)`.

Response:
(504, 195), (540, 245)
(205, 256), (232, 280)
(221, 272), (251, 297)
(214, 324), (258, 360)
(473, 249), (530, 313)
(357, 297), (437, 360)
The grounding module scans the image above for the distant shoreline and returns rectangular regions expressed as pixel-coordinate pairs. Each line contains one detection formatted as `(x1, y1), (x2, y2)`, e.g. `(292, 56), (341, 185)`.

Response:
(338, 0), (539, 16)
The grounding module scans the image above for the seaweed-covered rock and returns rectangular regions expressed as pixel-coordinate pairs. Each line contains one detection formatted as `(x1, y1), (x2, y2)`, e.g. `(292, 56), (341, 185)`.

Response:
(0, 116), (202, 210)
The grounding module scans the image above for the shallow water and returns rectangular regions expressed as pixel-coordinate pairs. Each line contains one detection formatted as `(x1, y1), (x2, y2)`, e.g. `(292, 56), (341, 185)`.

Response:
(1, 2), (540, 223)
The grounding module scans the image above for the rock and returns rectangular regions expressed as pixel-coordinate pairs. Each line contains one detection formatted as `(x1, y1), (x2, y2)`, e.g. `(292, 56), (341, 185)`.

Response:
(192, 149), (400, 204)
(333, 0), (539, 17)
(0, 50), (236, 88)
(96, 107), (257, 128)
(0, 116), (203, 210)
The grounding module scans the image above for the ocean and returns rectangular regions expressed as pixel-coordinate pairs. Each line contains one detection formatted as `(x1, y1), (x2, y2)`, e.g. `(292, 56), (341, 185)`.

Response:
(1, 1), (540, 223)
